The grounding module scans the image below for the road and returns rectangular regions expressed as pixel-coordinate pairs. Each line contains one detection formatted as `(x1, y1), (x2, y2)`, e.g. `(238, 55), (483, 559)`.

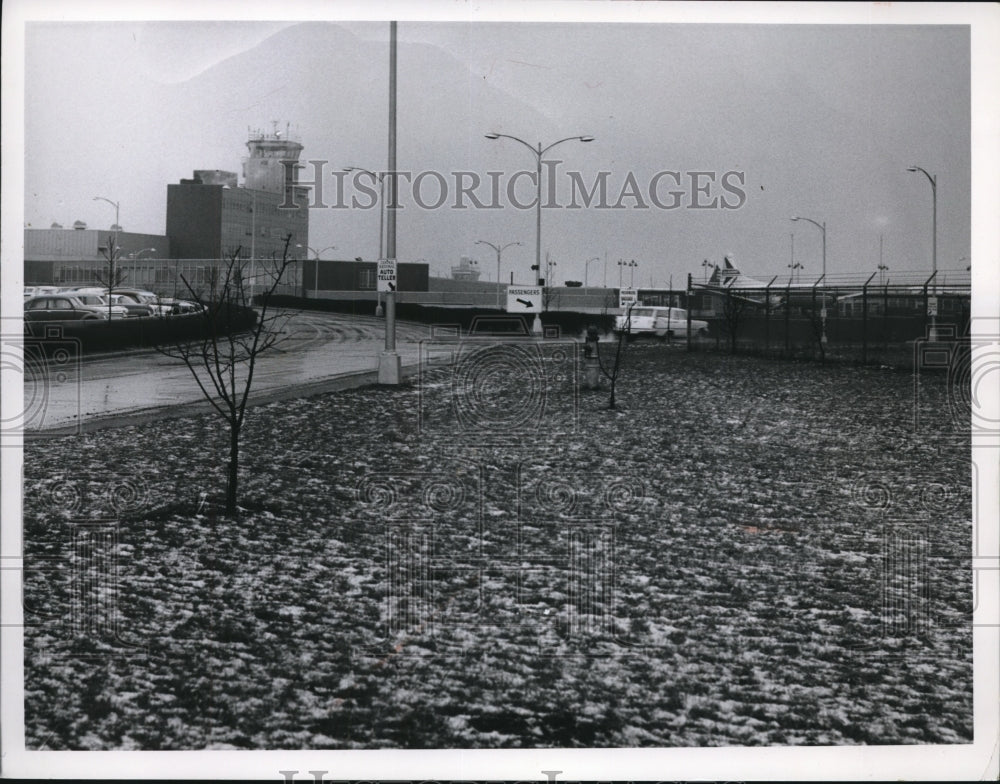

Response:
(24, 311), (431, 434)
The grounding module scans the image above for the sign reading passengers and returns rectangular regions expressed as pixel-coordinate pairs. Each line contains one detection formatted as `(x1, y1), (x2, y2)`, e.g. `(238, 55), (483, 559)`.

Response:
(506, 285), (543, 314)
(377, 258), (397, 293)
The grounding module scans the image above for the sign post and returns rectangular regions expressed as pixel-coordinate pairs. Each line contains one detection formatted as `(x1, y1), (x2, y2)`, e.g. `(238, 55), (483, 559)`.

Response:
(377, 20), (401, 384)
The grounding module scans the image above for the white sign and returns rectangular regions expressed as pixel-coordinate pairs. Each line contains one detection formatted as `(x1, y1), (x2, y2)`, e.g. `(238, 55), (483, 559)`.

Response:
(377, 258), (397, 292)
(927, 296), (938, 316)
(619, 287), (637, 310)
(506, 285), (542, 313)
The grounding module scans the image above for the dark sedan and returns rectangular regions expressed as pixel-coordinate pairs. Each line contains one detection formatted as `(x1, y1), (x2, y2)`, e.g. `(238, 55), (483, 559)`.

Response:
(109, 293), (155, 318)
(24, 294), (108, 322)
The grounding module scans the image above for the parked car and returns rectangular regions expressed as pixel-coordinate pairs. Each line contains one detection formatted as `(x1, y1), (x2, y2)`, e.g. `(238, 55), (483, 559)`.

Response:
(614, 306), (709, 340)
(110, 288), (173, 316)
(24, 294), (109, 321)
(71, 293), (129, 319)
(108, 293), (155, 318)
(158, 297), (204, 315)
(24, 286), (59, 300)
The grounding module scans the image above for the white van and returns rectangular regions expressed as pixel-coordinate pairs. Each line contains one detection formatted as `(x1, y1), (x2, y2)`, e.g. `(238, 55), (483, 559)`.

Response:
(614, 306), (709, 339)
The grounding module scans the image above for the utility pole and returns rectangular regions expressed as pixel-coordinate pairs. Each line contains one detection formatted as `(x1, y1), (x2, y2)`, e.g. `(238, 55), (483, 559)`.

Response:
(378, 20), (401, 384)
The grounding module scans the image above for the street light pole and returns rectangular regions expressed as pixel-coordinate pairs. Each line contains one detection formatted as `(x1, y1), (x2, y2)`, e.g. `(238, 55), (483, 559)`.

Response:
(345, 166), (386, 315)
(93, 194), (120, 275)
(617, 258), (636, 289)
(791, 215), (827, 343)
(126, 247), (156, 287)
(375, 19), (401, 384)
(788, 230), (801, 284)
(476, 240), (521, 309)
(93, 196), (120, 317)
(907, 165), (937, 338)
(93, 196), (119, 239)
(485, 131), (594, 334)
(545, 258), (557, 309)
(584, 256), (600, 288)
(297, 244), (336, 298)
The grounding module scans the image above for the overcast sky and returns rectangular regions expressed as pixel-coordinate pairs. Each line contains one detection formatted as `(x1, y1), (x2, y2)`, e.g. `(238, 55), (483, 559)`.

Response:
(7, 3), (996, 290)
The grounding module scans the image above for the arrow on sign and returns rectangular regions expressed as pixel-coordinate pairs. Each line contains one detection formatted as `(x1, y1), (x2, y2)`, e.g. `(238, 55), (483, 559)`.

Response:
(516, 298), (534, 308)
(388, 282), (396, 291)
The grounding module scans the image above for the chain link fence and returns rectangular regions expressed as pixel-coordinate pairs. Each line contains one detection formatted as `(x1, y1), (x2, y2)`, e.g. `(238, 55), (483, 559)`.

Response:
(687, 278), (971, 367)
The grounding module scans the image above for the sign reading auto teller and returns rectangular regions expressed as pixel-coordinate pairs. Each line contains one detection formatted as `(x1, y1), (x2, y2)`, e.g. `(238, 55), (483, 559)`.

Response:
(619, 287), (637, 310)
(506, 285), (543, 314)
(377, 258), (398, 293)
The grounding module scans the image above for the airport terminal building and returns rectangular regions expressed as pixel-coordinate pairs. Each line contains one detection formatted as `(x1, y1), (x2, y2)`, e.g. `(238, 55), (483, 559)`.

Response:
(24, 127), (313, 296)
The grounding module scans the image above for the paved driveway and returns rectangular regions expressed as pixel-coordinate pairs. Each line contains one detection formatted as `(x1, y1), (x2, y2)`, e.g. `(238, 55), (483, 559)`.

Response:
(23, 311), (430, 433)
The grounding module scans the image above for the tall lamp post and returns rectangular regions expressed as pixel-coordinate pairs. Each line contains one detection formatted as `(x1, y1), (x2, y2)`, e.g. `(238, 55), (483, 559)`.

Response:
(701, 258), (713, 283)
(476, 240), (521, 309)
(344, 166), (387, 315)
(93, 194), (120, 276)
(790, 215), (827, 343)
(617, 258), (637, 288)
(125, 247), (156, 287)
(485, 131), (594, 334)
(93, 196), (119, 236)
(584, 256), (600, 288)
(297, 244), (336, 298)
(907, 165), (938, 338)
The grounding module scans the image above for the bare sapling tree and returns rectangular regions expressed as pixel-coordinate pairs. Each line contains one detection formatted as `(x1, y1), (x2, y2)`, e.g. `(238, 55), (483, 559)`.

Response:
(156, 235), (298, 516)
(542, 284), (560, 313)
(596, 302), (634, 410)
(95, 234), (128, 319)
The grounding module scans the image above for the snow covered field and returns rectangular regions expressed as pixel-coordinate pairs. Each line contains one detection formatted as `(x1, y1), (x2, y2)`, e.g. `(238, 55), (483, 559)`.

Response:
(22, 347), (972, 749)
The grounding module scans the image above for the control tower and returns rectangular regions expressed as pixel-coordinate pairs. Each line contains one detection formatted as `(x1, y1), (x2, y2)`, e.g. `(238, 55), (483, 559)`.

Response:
(242, 122), (304, 198)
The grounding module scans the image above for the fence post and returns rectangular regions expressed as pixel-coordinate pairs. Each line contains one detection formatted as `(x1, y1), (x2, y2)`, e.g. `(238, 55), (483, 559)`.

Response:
(815, 274), (827, 362)
(883, 281), (889, 350)
(811, 284), (817, 359)
(862, 280), (868, 364)
(686, 273), (693, 352)
(785, 282), (791, 354)
(922, 271), (937, 341)
(763, 275), (777, 355)
(764, 285), (770, 352)
(861, 271), (875, 365)
(922, 279), (929, 338)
